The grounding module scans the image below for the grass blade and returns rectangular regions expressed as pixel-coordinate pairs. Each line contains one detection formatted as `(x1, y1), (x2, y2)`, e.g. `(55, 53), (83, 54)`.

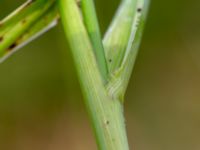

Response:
(103, 0), (138, 73)
(0, 4), (58, 63)
(0, 0), (56, 59)
(120, 0), (150, 97)
(105, 0), (150, 101)
(82, 0), (108, 81)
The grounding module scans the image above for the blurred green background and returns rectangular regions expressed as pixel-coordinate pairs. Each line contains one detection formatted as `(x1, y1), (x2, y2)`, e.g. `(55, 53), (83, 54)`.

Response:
(0, 0), (200, 150)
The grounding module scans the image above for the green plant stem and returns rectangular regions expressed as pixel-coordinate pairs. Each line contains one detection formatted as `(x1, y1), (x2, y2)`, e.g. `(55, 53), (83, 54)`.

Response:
(81, 0), (108, 81)
(59, 0), (129, 149)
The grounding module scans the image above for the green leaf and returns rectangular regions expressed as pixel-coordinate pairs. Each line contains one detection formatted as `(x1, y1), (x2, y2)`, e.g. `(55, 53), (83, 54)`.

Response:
(105, 0), (150, 101)
(82, 0), (108, 82)
(0, 0), (57, 61)
(103, 0), (138, 73)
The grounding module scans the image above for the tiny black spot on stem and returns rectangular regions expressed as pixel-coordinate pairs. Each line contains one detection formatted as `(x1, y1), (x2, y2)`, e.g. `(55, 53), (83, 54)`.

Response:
(76, 0), (81, 8)
(109, 59), (112, 63)
(137, 8), (142, 12)
(78, 2), (81, 8)
(0, 37), (3, 42)
(8, 43), (17, 51)
(106, 121), (110, 125)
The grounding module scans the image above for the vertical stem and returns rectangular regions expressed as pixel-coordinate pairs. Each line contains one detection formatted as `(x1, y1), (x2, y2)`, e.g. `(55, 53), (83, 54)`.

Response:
(58, 0), (129, 149)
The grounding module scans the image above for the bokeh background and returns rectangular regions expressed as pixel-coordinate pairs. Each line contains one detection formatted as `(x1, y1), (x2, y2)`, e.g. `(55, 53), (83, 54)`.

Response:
(0, 0), (200, 150)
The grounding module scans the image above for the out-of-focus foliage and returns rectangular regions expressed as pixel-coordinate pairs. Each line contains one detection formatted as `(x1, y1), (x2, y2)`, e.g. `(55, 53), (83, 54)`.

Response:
(0, 0), (200, 150)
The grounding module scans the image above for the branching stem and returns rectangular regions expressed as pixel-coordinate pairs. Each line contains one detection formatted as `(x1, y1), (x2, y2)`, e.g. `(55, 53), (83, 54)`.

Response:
(0, 0), (150, 149)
